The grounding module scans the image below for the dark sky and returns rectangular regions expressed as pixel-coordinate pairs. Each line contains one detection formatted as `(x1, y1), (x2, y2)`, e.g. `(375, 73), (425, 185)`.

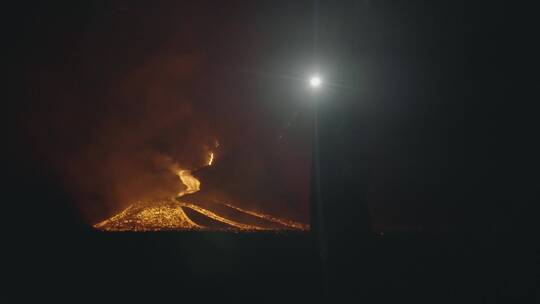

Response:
(6, 0), (502, 232)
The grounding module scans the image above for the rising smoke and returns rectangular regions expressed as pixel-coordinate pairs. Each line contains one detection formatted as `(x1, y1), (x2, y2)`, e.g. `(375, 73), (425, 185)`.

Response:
(23, 48), (217, 222)
(18, 3), (311, 224)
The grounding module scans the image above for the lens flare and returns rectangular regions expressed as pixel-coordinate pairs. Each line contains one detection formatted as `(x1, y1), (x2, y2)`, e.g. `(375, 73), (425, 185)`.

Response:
(309, 76), (321, 88)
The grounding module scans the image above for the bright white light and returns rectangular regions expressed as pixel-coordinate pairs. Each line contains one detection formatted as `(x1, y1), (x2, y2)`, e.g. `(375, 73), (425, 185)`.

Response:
(309, 76), (322, 88)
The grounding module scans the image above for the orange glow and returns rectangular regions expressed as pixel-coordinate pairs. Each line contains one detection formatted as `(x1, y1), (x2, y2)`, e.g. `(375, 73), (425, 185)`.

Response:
(94, 145), (308, 232)
(179, 202), (266, 230)
(221, 203), (309, 230)
(176, 170), (200, 196)
(93, 200), (201, 231)
(207, 152), (214, 166)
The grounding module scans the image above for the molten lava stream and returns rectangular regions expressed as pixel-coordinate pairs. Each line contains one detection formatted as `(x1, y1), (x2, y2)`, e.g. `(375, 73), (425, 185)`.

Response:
(93, 151), (308, 231)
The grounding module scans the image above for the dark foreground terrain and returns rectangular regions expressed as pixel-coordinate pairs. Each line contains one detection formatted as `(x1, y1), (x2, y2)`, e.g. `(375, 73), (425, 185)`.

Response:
(9, 227), (499, 303)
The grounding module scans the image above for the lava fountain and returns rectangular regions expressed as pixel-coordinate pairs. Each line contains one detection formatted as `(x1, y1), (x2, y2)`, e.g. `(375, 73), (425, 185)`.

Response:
(94, 151), (309, 231)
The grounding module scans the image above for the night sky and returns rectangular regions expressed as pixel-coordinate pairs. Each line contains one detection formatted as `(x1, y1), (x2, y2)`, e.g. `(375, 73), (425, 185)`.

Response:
(7, 1), (503, 232)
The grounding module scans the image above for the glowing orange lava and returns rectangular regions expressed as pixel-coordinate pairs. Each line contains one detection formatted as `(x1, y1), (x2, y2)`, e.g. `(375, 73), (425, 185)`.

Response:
(207, 152), (214, 166)
(94, 149), (308, 231)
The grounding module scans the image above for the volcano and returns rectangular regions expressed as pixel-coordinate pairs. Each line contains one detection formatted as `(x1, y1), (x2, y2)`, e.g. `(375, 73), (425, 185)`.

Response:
(94, 152), (309, 231)
(94, 199), (308, 231)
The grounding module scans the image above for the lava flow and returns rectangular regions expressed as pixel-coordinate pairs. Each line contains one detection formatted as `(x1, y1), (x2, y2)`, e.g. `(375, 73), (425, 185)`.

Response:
(94, 152), (309, 231)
